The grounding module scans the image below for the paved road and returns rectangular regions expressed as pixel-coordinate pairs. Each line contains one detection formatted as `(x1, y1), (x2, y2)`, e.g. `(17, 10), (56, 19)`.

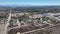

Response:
(0, 12), (13, 34)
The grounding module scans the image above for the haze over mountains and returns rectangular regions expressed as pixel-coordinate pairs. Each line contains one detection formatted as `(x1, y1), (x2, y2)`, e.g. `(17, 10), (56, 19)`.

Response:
(0, 5), (60, 8)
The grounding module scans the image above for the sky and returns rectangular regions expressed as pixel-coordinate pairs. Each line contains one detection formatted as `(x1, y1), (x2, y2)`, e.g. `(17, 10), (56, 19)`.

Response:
(0, 0), (60, 6)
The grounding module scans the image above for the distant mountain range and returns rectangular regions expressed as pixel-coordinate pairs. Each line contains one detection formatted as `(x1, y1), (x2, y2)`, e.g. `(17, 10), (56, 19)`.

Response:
(0, 5), (60, 8)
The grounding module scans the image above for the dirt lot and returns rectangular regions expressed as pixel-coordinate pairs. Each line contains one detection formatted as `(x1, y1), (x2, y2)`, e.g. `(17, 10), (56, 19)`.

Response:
(0, 24), (5, 34)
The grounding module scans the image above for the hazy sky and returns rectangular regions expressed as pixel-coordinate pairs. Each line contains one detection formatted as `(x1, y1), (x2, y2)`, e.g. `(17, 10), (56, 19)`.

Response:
(0, 0), (60, 6)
